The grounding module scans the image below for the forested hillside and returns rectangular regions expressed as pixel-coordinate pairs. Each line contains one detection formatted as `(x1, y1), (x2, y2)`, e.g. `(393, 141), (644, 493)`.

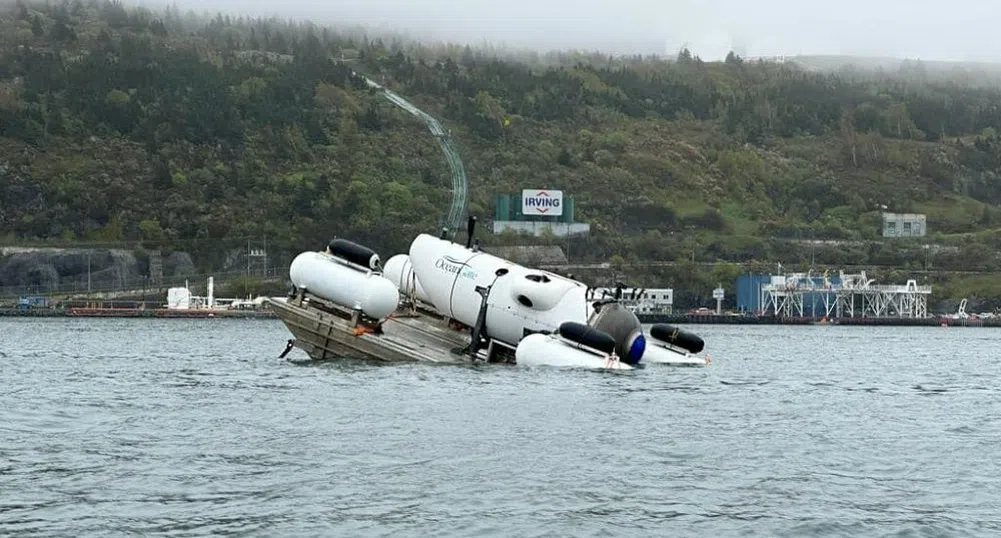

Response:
(5, 0), (1001, 307)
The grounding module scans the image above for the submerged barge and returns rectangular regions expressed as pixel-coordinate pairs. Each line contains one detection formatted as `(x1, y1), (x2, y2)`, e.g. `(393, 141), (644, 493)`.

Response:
(267, 295), (473, 364)
(270, 225), (709, 369)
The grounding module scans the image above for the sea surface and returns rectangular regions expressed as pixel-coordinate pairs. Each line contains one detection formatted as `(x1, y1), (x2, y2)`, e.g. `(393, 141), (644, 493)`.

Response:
(2, 318), (1000, 537)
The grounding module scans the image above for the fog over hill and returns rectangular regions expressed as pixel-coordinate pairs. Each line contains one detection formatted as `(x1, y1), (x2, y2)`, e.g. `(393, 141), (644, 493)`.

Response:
(137, 0), (1001, 62)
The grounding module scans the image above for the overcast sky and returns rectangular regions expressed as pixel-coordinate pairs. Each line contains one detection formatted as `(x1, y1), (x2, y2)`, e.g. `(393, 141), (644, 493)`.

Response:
(147, 0), (1001, 62)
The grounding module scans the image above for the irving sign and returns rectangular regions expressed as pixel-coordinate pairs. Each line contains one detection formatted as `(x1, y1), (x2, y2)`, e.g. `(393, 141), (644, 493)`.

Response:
(521, 189), (564, 216)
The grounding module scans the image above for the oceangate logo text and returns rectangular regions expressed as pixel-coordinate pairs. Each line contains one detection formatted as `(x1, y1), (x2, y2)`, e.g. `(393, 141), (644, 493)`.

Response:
(434, 255), (477, 280)
(434, 256), (462, 274)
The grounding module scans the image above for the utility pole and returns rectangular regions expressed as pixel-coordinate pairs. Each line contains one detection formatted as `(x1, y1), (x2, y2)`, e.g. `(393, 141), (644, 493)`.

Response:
(87, 251), (91, 293)
(246, 239), (251, 298)
(565, 231), (571, 263)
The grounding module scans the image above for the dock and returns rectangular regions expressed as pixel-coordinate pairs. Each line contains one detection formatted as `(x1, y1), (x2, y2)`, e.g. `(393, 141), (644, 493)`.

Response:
(636, 313), (997, 327)
(0, 306), (276, 318)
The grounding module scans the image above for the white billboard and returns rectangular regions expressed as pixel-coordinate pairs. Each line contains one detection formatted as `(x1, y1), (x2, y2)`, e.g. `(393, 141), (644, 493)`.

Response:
(521, 189), (564, 216)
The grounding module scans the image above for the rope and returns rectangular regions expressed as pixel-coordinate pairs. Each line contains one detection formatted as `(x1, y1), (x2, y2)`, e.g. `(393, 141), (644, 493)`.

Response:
(352, 312), (397, 337)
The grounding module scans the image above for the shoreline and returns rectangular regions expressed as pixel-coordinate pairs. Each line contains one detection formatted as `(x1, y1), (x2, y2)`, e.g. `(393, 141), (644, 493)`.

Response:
(0, 307), (277, 319)
(1, 308), (989, 327)
(636, 313), (993, 327)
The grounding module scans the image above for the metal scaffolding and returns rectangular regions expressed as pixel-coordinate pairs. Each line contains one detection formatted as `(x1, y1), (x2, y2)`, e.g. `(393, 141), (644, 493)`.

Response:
(760, 270), (931, 319)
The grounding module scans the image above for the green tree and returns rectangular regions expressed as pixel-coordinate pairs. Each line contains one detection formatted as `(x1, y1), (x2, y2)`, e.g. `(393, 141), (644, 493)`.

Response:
(30, 14), (44, 36)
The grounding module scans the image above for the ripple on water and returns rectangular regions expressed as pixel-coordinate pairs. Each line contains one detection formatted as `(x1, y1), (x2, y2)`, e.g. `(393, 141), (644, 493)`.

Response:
(2, 320), (1001, 536)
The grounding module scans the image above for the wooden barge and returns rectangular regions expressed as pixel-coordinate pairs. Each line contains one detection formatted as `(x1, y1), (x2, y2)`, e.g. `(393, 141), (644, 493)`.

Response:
(266, 293), (480, 364)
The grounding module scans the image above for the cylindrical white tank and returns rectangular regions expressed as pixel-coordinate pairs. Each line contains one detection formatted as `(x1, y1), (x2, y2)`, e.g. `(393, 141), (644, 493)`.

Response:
(289, 251), (399, 320)
(207, 276), (214, 308)
(382, 254), (430, 304)
(407, 234), (591, 345)
(515, 333), (633, 370)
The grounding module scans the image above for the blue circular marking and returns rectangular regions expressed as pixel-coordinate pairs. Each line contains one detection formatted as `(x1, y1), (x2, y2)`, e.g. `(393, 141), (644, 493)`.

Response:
(626, 333), (646, 365)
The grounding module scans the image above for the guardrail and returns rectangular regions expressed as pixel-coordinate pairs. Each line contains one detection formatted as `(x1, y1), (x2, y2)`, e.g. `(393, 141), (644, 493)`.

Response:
(761, 284), (933, 293)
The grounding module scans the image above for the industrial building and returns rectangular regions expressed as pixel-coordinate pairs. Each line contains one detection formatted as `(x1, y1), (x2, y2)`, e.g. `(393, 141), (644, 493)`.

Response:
(737, 270), (931, 319)
(882, 212), (927, 238)
(589, 287), (674, 315)
(492, 189), (590, 237)
(737, 273), (840, 317)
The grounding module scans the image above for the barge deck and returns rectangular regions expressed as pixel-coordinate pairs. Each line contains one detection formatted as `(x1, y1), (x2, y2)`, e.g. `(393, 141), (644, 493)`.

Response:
(266, 296), (473, 363)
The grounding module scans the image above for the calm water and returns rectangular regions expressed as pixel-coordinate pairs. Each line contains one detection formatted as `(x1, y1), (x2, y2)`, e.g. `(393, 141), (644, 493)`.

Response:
(2, 318), (1000, 537)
